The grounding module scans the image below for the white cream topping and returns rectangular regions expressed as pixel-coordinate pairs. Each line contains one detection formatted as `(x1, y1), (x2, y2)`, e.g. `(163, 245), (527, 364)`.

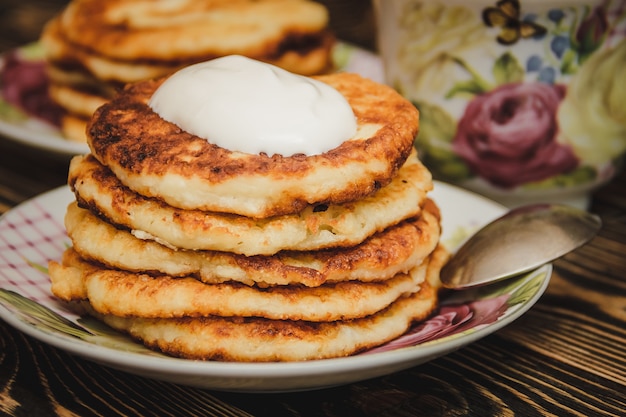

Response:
(149, 55), (357, 156)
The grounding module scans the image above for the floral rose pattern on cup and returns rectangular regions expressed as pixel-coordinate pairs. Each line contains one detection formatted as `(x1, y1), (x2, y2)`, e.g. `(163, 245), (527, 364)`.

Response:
(557, 38), (626, 166)
(453, 82), (579, 188)
(388, 0), (626, 200)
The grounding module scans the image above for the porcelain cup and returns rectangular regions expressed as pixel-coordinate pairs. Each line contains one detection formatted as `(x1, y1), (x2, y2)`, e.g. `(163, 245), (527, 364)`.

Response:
(374, 0), (626, 208)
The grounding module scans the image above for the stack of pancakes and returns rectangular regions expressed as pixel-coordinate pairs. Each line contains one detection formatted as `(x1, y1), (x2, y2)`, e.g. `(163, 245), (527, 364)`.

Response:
(48, 71), (448, 362)
(39, 0), (334, 142)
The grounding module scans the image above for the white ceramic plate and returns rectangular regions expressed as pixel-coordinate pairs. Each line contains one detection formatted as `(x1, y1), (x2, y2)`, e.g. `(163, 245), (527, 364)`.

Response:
(0, 182), (551, 392)
(0, 44), (88, 155)
(0, 42), (384, 156)
(0, 116), (87, 155)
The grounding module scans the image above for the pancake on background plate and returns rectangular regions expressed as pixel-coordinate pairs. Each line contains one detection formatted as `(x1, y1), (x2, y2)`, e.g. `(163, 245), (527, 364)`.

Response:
(48, 59), (449, 362)
(40, 0), (334, 142)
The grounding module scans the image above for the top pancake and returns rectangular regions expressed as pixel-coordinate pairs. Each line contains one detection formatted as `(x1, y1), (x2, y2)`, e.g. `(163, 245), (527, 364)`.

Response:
(87, 72), (419, 218)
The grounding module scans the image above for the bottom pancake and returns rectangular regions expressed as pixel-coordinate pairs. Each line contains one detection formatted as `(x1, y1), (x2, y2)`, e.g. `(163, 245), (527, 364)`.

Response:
(53, 244), (446, 362)
(72, 277), (439, 362)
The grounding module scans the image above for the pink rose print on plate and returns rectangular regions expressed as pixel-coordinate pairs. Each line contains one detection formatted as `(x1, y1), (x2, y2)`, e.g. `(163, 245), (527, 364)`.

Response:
(0, 50), (63, 126)
(365, 294), (510, 354)
(453, 82), (579, 188)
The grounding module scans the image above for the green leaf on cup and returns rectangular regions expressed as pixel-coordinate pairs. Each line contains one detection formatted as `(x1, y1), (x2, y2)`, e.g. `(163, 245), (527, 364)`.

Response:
(493, 52), (524, 84)
(445, 57), (492, 98)
(414, 101), (471, 181)
(445, 79), (488, 99)
(522, 165), (597, 190)
(560, 48), (578, 75)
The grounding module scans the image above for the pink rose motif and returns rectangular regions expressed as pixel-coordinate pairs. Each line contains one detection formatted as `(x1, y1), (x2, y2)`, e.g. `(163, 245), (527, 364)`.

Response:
(0, 51), (63, 126)
(364, 294), (510, 354)
(453, 82), (579, 188)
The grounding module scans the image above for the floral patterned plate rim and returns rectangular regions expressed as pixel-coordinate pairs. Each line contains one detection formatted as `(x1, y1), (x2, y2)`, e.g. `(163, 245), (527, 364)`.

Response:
(0, 42), (383, 157)
(0, 44), (86, 155)
(0, 182), (551, 392)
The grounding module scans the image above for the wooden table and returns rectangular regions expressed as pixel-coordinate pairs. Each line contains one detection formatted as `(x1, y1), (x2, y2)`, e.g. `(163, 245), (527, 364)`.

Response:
(1, 2), (626, 416)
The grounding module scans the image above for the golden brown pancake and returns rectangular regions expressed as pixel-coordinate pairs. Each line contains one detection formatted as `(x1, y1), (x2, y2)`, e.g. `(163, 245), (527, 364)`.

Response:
(40, 0), (335, 142)
(57, 0), (331, 67)
(44, 20), (333, 84)
(49, 247), (428, 322)
(69, 151), (431, 255)
(48, 83), (107, 120)
(65, 199), (441, 287)
(86, 72), (419, 218)
(41, 17), (194, 84)
(59, 114), (89, 143)
(75, 284), (436, 361)
(44, 60), (120, 143)
(46, 62), (119, 97)
(47, 82), (109, 143)
(424, 236), (450, 291)
(59, 247), (444, 362)
(42, 0), (333, 79)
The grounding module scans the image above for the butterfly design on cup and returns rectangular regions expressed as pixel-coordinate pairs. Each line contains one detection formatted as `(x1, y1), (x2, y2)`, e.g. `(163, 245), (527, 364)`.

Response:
(483, 0), (547, 45)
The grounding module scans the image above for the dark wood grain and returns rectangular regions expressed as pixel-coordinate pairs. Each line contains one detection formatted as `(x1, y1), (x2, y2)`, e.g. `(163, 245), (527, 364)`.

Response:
(1, 320), (256, 417)
(0, 0), (62, 53)
(1, 1), (625, 416)
(0, 140), (69, 212)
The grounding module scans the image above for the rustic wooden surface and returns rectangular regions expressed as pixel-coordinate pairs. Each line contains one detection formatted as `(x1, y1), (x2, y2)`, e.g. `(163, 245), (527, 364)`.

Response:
(1, 1), (625, 416)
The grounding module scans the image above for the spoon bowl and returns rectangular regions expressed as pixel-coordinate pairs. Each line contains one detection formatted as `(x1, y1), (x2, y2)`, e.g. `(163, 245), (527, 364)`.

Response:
(440, 204), (602, 289)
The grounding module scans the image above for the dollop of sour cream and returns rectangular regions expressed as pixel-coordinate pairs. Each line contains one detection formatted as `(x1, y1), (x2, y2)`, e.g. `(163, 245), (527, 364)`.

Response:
(149, 55), (357, 156)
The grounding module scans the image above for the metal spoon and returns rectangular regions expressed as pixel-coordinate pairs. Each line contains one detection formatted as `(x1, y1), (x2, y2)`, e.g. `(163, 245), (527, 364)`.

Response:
(440, 204), (602, 289)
